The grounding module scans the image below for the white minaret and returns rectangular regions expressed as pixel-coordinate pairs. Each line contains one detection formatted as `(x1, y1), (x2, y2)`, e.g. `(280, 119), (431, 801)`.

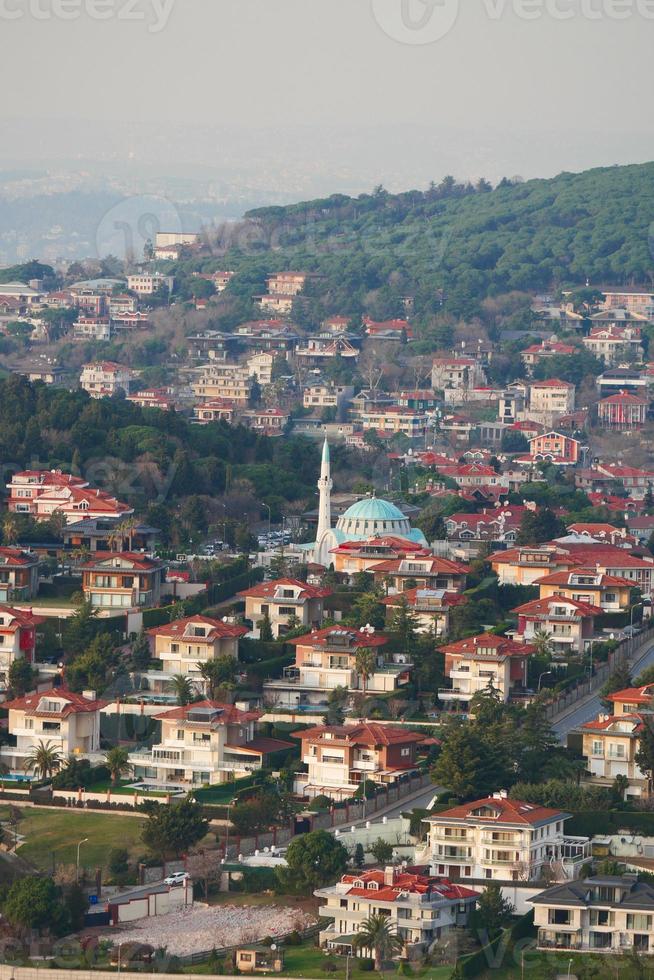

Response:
(316, 437), (333, 542)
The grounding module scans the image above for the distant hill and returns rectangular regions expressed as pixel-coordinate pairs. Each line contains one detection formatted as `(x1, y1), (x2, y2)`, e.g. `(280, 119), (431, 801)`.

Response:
(238, 162), (654, 319)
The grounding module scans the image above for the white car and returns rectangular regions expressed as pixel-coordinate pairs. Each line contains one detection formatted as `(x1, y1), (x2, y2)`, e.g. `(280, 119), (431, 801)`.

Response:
(164, 871), (190, 887)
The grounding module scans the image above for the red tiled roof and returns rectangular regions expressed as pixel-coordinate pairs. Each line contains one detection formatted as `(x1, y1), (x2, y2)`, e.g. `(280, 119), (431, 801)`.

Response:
(511, 595), (603, 617)
(0, 547), (38, 566)
(605, 685), (654, 705)
(439, 632), (535, 658)
(0, 607), (46, 631)
(4, 686), (107, 716)
(435, 795), (568, 825)
(534, 567), (634, 588)
(381, 588), (466, 608)
(147, 614), (248, 641)
(237, 577), (332, 601)
(582, 712), (645, 733)
(338, 868), (479, 903)
(81, 551), (163, 570)
(154, 700), (261, 724)
(296, 722), (426, 747)
(530, 378), (574, 388)
(288, 626), (388, 649)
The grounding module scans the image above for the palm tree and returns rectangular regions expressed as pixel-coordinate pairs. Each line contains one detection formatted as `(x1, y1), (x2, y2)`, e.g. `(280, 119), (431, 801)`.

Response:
(532, 628), (553, 659)
(2, 514), (19, 546)
(24, 740), (62, 781)
(117, 517), (139, 552)
(170, 674), (194, 706)
(105, 746), (130, 786)
(355, 647), (376, 695)
(354, 913), (403, 972)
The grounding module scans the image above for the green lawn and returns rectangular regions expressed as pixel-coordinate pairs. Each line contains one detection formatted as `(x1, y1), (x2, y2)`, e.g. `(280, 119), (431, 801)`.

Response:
(475, 949), (654, 980)
(3, 806), (146, 873)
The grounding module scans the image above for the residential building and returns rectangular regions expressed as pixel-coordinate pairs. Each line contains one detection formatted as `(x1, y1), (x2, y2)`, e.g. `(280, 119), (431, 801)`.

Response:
(303, 384), (354, 413)
(6, 470), (87, 514)
(583, 325), (644, 365)
(579, 710), (650, 800)
(126, 388), (175, 411)
(81, 552), (166, 609)
(565, 524), (636, 549)
(296, 335), (359, 363)
(527, 432), (580, 466)
(0, 548), (39, 602)
(498, 386), (527, 425)
(155, 232), (199, 248)
(511, 595), (602, 655)
(126, 273), (174, 295)
(600, 287), (654, 314)
(24, 366), (66, 385)
(14, 482), (133, 525)
(317, 868), (478, 959)
(80, 361), (134, 398)
(491, 546), (580, 587)
(266, 272), (307, 296)
(62, 517), (159, 555)
(427, 792), (590, 886)
(596, 367), (650, 398)
(437, 633), (534, 708)
(73, 316), (112, 341)
(432, 357), (486, 391)
(263, 625), (411, 709)
(359, 406), (426, 440)
(234, 320), (298, 354)
(527, 380), (575, 426)
(393, 390), (440, 411)
(257, 293), (294, 315)
(212, 270), (235, 291)
(246, 351), (275, 385)
(521, 339), (576, 371)
(192, 362), (252, 402)
(242, 408), (290, 434)
(129, 700), (291, 788)
(605, 684), (654, 717)
(382, 587), (465, 636)
(293, 722), (425, 799)
(435, 462), (508, 493)
(192, 399), (235, 424)
(534, 567), (634, 613)
(597, 392), (648, 429)
(0, 607), (44, 691)
(145, 615), (248, 692)
(328, 537), (429, 579)
(0, 687), (106, 772)
(445, 506), (527, 544)
(532, 874), (654, 952)
(363, 317), (413, 341)
(239, 578), (331, 639)
(368, 554), (468, 594)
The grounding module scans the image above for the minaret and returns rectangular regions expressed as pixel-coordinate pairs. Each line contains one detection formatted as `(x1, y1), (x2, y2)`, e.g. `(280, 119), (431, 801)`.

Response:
(316, 437), (333, 542)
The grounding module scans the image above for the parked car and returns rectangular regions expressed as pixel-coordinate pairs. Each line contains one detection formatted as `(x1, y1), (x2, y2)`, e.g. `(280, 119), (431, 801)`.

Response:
(164, 871), (190, 887)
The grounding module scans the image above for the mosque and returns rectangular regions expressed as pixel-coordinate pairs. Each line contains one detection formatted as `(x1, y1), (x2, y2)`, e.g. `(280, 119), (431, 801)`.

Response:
(309, 439), (428, 566)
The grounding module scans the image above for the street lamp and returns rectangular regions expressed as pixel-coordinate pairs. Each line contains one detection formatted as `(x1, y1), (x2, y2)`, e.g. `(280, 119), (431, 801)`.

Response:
(257, 500), (272, 548)
(76, 837), (89, 881)
(537, 670), (552, 693)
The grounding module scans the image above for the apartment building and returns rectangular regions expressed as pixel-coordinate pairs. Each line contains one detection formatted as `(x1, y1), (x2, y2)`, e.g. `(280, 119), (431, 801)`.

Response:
(0, 607), (44, 692)
(328, 537), (430, 579)
(532, 875), (654, 952)
(597, 392), (648, 429)
(246, 352), (275, 385)
(0, 548), (39, 602)
(368, 555), (468, 594)
(382, 588), (465, 636)
(0, 687), (106, 772)
(257, 294), (294, 315)
(317, 868), (478, 959)
(192, 362), (252, 402)
(145, 614), (248, 692)
(263, 625), (411, 709)
(73, 316), (112, 342)
(601, 287), (654, 313)
(583, 325), (644, 365)
(437, 633), (534, 708)
(129, 700), (287, 789)
(491, 546), (579, 587)
(303, 384), (354, 412)
(579, 711), (649, 800)
(431, 357), (486, 391)
(358, 406), (426, 440)
(155, 232), (199, 248)
(266, 272), (307, 296)
(293, 722), (425, 799)
(80, 361), (133, 398)
(527, 380), (575, 426)
(81, 552), (166, 609)
(427, 793), (589, 887)
(511, 595), (601, 655)
(527, 432), (580, 465)
(126, 273), (174, 295)
(534, 567), (634, 612)
(238, 578), (331, 639)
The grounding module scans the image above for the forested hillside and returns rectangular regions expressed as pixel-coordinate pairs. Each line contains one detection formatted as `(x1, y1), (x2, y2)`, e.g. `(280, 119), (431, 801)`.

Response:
(227, 163), (654, 319)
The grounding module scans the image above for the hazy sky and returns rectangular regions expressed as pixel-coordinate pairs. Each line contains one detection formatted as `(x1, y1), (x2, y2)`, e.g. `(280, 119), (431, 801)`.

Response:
(2, 0), (654, 187)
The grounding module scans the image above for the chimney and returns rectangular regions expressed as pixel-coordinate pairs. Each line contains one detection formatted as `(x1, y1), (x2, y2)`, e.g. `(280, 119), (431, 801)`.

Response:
(82, 689), (97, 702)
(384, 866), (395, 886)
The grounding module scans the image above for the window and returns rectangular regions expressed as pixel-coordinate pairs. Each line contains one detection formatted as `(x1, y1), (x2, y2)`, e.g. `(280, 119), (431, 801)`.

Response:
(627, 914), (652, 931)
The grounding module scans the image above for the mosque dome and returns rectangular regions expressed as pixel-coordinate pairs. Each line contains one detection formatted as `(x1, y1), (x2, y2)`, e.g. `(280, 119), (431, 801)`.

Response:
(336, 495), (414, 539)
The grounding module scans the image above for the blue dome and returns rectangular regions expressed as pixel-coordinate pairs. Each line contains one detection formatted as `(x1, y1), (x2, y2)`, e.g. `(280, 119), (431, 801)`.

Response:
(339, 497), (407, 523)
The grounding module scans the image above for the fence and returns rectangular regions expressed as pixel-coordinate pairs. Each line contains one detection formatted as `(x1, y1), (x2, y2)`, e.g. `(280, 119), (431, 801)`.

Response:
(544, 619), (654, 721)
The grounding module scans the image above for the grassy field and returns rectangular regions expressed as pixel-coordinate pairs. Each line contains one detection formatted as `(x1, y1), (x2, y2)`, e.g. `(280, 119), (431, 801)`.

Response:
(1, 806), (147, 873)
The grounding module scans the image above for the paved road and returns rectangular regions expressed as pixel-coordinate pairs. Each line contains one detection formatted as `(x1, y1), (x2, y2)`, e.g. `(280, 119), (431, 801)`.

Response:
(340, 783), (446, 830)
(553, 637), (654, 741)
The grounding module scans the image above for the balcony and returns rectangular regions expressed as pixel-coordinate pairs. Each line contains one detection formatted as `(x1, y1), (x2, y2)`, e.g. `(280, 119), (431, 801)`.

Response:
(435, 848), (471, 861)
(431, 831), (469, 844)
(437, 688), (471, 701)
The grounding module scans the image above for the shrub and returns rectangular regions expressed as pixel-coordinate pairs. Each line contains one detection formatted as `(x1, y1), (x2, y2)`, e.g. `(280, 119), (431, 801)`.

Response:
(359, 958), (374, 971)
(109, 848), (129, 876)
